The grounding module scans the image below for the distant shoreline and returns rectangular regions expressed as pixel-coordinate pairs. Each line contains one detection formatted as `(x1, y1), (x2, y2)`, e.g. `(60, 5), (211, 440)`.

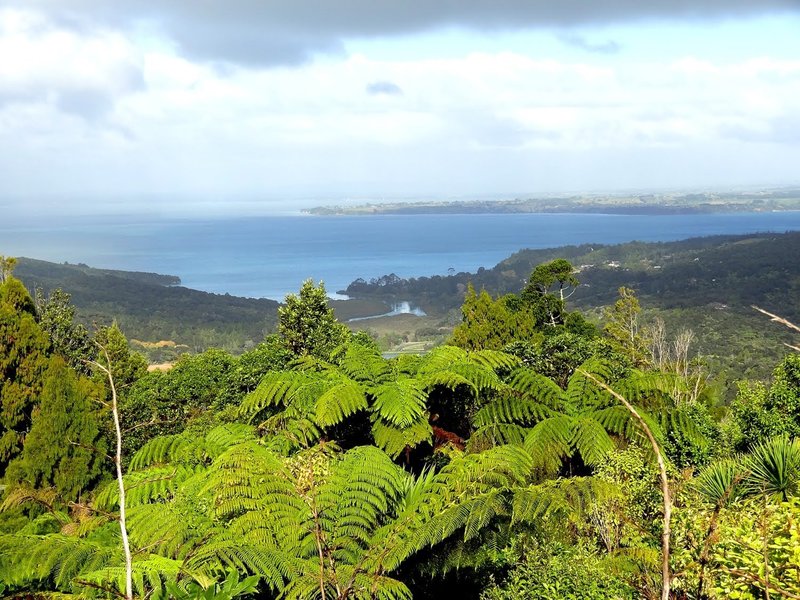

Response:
(302, 189), (800, 217)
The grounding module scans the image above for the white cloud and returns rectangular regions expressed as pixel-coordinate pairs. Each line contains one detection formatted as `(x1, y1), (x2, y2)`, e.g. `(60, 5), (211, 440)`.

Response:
(0, 5), (799, 206)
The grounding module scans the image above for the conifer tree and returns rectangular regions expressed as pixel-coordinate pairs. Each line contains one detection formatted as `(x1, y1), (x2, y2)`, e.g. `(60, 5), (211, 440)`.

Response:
(5, 356), (108, 501)
(0, 276), (50, 470)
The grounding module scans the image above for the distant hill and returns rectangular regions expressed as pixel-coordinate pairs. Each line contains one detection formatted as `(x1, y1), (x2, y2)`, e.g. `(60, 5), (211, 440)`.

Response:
(304, 188), (800, 216)
(343, 232), (800, 381)
(15, 258), (280, 355)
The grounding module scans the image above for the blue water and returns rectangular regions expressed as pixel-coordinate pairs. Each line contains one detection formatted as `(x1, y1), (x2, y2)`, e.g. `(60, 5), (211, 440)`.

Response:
(3, 212), (800, 300)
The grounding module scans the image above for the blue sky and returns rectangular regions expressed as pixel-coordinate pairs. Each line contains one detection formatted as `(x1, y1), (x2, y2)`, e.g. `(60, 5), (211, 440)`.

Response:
(1, 2), (799, 215)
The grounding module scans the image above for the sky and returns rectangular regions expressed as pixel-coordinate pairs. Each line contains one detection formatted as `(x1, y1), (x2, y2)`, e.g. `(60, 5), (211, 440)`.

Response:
(1, 1), (799, 215)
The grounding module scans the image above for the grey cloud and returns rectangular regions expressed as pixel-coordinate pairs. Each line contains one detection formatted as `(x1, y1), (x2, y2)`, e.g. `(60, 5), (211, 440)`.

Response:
(15, 0), (800, 66)
(558, 33), (621, 54)
(366, 81), (403, 96)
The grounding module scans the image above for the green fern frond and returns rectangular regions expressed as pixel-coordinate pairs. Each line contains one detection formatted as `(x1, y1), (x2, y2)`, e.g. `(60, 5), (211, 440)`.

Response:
(128, 434), (205, 471)
(337, 345), (393, 385)
(419, 370), (476, 394)
(524, 416), (574, 473)
(565, 362), (613, 413)
(472, 394), (553, 429)
(314, 380), (368, 427)
(570, 416), (615, 467)
(95, 465), (202, 510)
(468, 423), (529, 452)
(416, 346), (469, 372)
(127, 503), (212, 560)
(512, 477), (620, 525)
(371, 418), (432, 458)
(77, 554), (182, 599)
(468, 349), (521, 372)
(239, 371), (325, 422)
(507, 369), (565, 411)
(372, 380), (427, 428)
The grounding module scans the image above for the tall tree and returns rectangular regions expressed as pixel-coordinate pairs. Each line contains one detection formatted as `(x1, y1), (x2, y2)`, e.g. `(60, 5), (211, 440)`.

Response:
(34, 288), (93, 374)
(521, 259), (579, 327)
(0, 276), (50, 470)
(5, 356), (108, 502)
(279, 280), (350, 360)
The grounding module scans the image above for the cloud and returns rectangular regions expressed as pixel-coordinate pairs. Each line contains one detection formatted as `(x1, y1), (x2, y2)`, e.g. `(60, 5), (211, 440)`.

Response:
(11, 0), (800, 66)
(366, 81), (403, 96)
(558, 33), (621, 54)
(0, 8), (145, 119)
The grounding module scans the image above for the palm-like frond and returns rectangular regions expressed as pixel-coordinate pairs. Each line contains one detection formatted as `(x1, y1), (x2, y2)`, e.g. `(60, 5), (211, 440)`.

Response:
(744, 436), (800, 501)
(693, 458), (746, 506)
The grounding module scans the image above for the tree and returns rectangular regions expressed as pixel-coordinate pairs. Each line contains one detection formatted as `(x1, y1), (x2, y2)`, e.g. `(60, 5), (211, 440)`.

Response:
(521, 259), (579, 327)
(34, 288), (93, 374)
(451, 285), (539, 351)
(0, 256), (17, 284)
(4, 357), (108, 502)
(279, 280), (350, 360)
(604, 287), (649, 367)
(730, 354), (800, 449)
(0, 276), (51, 470)
(240, 344), (518, 460)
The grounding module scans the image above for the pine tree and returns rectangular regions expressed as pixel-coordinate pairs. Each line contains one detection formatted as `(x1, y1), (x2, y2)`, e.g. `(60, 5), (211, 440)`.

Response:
(0, 276), (51, 470)
(5, 356), (108, 501)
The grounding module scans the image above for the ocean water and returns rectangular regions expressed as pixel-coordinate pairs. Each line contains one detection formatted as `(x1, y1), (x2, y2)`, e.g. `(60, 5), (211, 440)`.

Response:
(4, 212), (800, 300)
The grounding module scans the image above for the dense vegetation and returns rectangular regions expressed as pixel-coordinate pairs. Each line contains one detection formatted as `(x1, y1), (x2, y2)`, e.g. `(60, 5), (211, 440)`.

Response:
(15, 258), (279, 358)
(1, 251), (799, 600)
(345, 232), (800, 380)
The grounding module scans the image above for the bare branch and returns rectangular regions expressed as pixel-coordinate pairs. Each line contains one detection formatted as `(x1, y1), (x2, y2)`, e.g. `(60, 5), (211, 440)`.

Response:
(752, 306), (800, 335)
(579, 370), (672, 600)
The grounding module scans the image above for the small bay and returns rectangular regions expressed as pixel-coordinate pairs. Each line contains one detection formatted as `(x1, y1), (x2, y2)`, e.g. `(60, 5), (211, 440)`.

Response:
(4, 211), (800, 300)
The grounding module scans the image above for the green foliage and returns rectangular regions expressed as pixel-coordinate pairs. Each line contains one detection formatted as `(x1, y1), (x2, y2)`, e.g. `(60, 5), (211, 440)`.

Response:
(743, 436), (800, 502)
(710, 498), (800, 599)
(92, 323), (148, 394)
(279, 279), (351, 360)
(450, 284), (540, 351)
(730, 354), (800, 450)
(603, 286), (649, 367)
(241, 343), (514, 459)
(0, 276), (51, 469)
(35, 287), (93, 374)
(5, 357), (108, 501)
(480, 540), (635, 600)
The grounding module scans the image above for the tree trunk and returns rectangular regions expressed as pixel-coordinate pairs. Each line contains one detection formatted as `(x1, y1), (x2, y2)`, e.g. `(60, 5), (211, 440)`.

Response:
(580, 371), (672, 600)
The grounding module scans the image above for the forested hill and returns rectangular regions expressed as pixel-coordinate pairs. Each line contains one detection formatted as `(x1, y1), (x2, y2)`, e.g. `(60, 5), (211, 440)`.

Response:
(344, 232), (800, 378)
(344, 232), (800, 316)
(14, 257), (279, 354)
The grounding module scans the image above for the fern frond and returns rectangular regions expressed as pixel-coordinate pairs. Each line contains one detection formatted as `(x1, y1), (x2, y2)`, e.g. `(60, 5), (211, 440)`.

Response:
(468, 423), (529, 452)
(372, 380), (427, 428)
(524, 416), (574, 473)
(472, 394), (553, 429)
(371, 418), (432, 458)
(468, 349), (521, 372)
(95, 464), (202, 510)
(239, 371), (326, 422)
(314, 380), (368, 427)
(507, 368), (565, 411)
(337, 345), (393, 385)
(78, 554), (182, 599)
(512, 477), (620, 525)
(570, 416), (615, 467)
(128, 434), (205, 471)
